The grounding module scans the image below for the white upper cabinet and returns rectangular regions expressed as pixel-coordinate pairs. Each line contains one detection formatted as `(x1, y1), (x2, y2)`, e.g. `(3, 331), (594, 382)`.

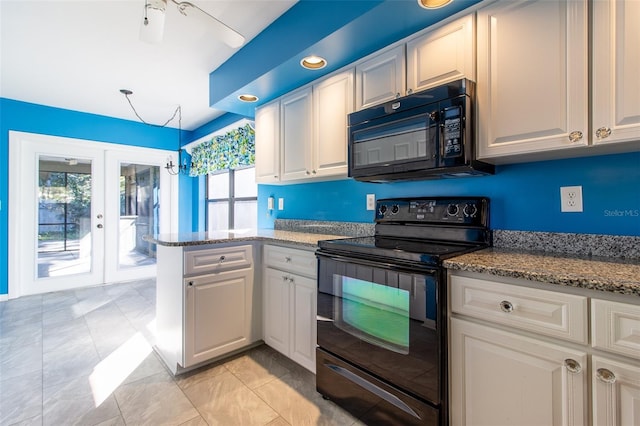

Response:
(255, 69), (354, 184)
(406, 14), (475, 94)
(255, 100), (280, 183)
(591, 0), (640, 145)
(476, 0), (589, 161)
(280, 87), (313, 181)
(355, 45), (405, 110)
(312, 70), (353, 178)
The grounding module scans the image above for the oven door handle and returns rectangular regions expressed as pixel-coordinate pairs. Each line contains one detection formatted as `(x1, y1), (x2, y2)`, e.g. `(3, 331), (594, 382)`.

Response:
(316, 251), (438, 276)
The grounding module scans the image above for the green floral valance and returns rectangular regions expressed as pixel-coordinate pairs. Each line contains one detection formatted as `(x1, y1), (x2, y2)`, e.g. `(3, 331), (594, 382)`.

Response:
(189, 123), (255, 176)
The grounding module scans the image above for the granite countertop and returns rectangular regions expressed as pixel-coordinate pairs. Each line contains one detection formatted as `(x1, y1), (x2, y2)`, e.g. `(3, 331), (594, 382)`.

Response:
(145, 229), (349, 248)
(444, 248), (640, 297)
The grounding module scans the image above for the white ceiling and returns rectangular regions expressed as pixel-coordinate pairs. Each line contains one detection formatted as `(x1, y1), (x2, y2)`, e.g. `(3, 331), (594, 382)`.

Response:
(0, 0), (297, 130)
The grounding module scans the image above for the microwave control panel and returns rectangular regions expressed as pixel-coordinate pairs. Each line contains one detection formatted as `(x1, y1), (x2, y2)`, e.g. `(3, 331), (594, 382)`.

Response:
(442, 106), (462, 158)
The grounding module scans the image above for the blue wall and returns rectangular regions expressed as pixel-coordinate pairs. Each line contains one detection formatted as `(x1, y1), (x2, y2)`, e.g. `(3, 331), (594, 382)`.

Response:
(0, 98), (186, 296)
(258, 151), (640, 236)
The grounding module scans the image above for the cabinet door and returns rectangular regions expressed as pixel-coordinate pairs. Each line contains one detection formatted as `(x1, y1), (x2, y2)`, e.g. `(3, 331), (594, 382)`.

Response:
(183, 268), (253, 368)
(592, 0), (640, 146)
(263, 267), (291, 356)
(312, 70), (354, 178)
(592, 356), (640, 426)
(355, 45), (405, 110)
(450, 318), (587, 426)
(289, 274), (317, 373)
(255, 100), (281, 183)
(406, 14), (474, 94)
(281, 87), (313, 181)
(476, 0), (588, 160)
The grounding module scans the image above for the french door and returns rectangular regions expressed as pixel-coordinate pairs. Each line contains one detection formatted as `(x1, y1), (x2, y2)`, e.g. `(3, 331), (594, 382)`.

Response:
(9, 131), (177, 297)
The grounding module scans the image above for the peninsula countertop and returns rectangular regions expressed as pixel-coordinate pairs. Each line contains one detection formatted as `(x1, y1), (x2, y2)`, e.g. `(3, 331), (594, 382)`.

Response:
(145, 229), (349, 249)
(443, 248), (640, 297)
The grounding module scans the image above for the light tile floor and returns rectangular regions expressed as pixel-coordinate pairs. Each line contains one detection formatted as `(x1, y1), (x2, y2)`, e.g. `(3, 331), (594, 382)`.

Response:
(0, 279), (360, 426)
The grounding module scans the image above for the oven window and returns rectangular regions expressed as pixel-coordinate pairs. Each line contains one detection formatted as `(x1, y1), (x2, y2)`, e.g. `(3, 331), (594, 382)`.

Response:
(334, 275), (410, 354)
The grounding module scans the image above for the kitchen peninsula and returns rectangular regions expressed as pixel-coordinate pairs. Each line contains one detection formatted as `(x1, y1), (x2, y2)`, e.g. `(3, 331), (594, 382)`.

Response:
(146, 229), (347, 375)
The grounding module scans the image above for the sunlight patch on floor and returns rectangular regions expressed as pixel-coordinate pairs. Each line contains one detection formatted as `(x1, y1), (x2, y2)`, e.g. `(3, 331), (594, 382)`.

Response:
(89, 332), (152, 406)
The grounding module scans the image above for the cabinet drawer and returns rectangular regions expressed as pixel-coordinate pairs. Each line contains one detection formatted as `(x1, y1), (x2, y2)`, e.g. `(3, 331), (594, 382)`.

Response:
(184, 245), (252, 276)
(450, 275), (588, 343)
(264, 245), (316, 278)
(592, 299), (640, 358)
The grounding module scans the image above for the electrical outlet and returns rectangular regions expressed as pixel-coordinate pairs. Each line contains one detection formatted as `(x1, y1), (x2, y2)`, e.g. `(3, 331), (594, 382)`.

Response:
(366, 194), (375, 210)
(278, 198), (284, 210)
(560, 186), (583, 212)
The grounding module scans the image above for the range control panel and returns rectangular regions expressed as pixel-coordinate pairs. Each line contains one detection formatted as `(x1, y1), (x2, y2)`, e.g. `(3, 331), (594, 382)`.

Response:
(376, 197), (489, 226)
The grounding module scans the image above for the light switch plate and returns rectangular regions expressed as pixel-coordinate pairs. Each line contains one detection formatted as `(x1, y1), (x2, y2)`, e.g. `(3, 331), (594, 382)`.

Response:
(278, 198), (284, 210)
(267, 197), (274, 210)
(366, 194), (375, 210)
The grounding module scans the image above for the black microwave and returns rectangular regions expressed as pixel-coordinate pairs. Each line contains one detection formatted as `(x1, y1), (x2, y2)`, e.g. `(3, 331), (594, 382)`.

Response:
(348, 79), (494, 182)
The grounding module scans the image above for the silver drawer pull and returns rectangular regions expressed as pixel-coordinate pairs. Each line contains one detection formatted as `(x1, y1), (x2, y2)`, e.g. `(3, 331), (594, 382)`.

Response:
(564, 359), (582, 374)
(285, 256), (292, 263)
(219, 255), (225, 263)
(499, 300), (514, 313)
(596, 368), (616, 384)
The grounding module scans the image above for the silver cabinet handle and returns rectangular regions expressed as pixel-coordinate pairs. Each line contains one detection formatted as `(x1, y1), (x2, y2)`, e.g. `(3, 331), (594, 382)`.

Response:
(312, 170), (317, 175)
(188, 281), (194, 286)
(97, 214), (103, 219)
(97, 224), (104, 229)
(568, 130), (583, 143)
(596, 368), (616, 384)
(595, 127), (612, 139)
(285, 256), (292, 263)
(395, 92), (401, 99)
(499, 300), (514, 313)
(219, 255), (226, 263)
(407, 88), (413, 95)
(305, 170), (311, 175)
(564, 359), (582, 374)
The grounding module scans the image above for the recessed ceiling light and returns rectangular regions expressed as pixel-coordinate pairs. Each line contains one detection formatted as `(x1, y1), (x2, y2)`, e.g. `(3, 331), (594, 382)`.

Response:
(300, 55), (327, 70)
(417, 0), (453, 9)
(238, 94), (259, 102)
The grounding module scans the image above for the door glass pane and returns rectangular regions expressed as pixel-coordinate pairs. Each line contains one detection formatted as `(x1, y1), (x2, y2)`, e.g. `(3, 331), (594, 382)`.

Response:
(38, 156), (92, 278)
(118, 163), (159, 269)
(208, 171), (229, 199)
(234, 200), (257, 230)
(207, 201), (229, 231)
(234, 167), (257, 197)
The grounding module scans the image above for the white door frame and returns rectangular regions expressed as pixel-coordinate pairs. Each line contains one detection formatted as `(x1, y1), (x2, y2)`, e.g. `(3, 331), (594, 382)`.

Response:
(8, 131), (179, 298)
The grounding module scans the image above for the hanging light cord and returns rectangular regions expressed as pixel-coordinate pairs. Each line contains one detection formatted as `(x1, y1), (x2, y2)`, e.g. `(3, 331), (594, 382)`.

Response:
(121, 90), (181, 128)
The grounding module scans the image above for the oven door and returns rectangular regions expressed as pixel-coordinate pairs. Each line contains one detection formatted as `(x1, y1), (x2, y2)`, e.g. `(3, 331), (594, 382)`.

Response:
(316, 252), (443, 405)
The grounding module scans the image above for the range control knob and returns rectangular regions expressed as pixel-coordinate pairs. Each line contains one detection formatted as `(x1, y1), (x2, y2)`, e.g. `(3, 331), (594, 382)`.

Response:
(391, 204), (400, 214)
(446, 204), (459, 216)
(379, 205), (388, 215)
(463, 203), (478, 218)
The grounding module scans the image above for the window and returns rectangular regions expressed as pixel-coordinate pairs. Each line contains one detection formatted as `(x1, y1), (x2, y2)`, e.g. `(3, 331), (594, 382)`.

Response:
(206, 166), (257, 231)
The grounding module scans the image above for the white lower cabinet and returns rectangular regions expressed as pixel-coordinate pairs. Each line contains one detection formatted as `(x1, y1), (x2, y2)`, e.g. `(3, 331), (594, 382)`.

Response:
(263, 245), (317, 373)
(184, 268), (254, 367)
(592, 356), (640, 426)
(450, 318), (587, 426)
(449, 271), (640, 426)
(156, 243), (261, 374)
